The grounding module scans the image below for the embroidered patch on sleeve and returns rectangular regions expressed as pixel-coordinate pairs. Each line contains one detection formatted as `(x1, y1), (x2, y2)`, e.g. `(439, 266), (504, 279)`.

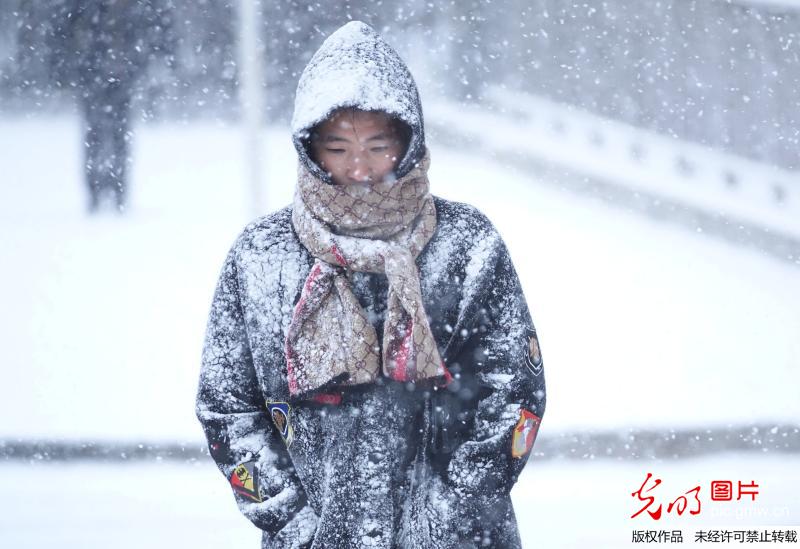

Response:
(267, 401), (294, 448)
(524, 328), (543, 376)
(511, 409), (541, 458)
(230, 461), (262, 502)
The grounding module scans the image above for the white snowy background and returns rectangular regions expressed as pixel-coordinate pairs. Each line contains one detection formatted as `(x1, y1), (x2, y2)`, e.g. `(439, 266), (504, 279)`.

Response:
(2, 0), (800, 546)
(1, 114), (798, 547)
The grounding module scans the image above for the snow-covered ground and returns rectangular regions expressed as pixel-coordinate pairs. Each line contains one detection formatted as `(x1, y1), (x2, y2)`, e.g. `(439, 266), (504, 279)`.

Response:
(1, 115), (798, 442)
(0, 454), (797, 548)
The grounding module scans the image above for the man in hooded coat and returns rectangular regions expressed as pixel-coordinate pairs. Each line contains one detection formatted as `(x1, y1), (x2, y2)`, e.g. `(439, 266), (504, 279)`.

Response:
(196, 21), (546, 549)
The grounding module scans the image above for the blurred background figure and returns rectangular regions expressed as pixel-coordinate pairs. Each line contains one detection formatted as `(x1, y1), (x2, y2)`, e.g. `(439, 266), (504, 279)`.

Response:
(31, 0), (176, 213)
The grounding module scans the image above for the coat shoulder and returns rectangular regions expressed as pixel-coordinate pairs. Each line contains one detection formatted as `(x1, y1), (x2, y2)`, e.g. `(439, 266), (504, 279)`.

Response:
(431, 195), (500, 242)
(426, 196), (515, 296)
(230, 204), (297, 260)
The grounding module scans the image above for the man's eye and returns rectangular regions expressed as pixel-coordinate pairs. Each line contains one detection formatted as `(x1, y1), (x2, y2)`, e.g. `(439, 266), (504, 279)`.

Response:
(370, 146), (389, 153)
(325, 148), (345, 154)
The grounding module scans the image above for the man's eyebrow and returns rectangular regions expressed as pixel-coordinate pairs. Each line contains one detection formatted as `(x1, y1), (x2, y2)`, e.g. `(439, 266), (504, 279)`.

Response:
(323, 134), (351, 143)
(365, 133), (391, 141)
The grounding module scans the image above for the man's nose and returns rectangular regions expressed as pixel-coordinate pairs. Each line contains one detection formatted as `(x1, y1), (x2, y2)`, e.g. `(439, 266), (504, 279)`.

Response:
(347, 153), (371, 182)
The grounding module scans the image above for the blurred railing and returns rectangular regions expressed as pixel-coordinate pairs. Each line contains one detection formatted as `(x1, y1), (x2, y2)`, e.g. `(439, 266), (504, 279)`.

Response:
(427, 88), (800, 265)
(486, 0), (800, 173)
(2, 424), (798, 462)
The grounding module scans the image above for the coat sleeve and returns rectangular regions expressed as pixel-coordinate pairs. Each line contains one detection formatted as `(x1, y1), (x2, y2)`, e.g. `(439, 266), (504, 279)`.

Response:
(196, 243), (317, 547)
(439, 222), (546, 501)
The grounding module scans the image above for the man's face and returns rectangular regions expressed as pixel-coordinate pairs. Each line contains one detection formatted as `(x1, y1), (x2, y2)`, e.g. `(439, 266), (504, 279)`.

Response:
(311, 109), (405, 186)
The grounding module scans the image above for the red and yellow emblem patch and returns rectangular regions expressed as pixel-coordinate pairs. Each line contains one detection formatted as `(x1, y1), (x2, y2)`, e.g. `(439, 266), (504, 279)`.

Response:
(511, 409), (541, 458)
(230, 461), (262, 502)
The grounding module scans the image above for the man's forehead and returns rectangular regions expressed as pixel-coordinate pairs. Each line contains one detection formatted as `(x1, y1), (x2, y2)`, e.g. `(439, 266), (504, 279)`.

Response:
(318, 110), (396, 133)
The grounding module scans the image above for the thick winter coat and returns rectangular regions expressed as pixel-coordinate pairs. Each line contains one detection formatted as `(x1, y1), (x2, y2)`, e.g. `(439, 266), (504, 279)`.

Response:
(196, 21), (546, 549)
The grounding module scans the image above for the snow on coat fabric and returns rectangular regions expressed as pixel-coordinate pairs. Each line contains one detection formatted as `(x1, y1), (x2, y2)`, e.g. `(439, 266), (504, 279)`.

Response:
(196, 21), (546, 549)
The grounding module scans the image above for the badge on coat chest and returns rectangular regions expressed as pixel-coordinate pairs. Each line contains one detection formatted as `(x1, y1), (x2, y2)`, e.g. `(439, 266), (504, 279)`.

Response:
(267, 401), (294, 448)
(525, 328), (543, 376)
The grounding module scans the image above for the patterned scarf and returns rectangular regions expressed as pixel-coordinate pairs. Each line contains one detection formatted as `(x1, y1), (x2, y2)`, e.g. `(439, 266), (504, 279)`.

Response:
(286, 149), (450, 397)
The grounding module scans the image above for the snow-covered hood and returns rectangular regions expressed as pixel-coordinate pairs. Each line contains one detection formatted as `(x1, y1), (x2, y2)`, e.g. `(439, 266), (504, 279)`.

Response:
(291, 21), (425, 182)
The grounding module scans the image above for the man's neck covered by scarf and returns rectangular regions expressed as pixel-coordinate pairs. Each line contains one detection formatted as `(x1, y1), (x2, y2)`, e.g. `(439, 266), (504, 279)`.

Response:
(287, 149), (452, 399)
